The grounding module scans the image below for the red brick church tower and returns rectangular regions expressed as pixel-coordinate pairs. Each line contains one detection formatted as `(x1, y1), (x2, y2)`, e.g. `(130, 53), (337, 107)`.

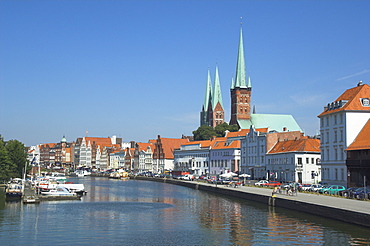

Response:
(230, 26), (252, 126)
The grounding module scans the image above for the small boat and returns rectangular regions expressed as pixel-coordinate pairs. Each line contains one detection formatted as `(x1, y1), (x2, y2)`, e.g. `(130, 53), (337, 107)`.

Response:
(23, 195), (40, 204)
(5, 180), (23, 200)
(41, 186), (77, 197)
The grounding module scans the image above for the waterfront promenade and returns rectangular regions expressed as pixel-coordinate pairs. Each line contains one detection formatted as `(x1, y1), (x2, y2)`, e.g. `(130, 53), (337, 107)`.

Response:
(133, 176), (370, 228)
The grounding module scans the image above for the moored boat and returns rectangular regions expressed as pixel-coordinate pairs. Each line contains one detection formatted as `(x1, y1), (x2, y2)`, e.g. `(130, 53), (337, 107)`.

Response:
(5, 179), (23, 200)
(41, 186), (77, 197)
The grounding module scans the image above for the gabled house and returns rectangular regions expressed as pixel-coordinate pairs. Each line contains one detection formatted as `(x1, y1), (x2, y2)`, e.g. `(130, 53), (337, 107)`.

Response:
(318, 82), (370, 186)
(134, 142), (154, 173)
(266, 137), (321, 183)
(152, 135), (189, 174)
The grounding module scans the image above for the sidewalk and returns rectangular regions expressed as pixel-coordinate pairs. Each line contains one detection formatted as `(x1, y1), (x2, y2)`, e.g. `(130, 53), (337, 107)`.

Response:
(204, 182), (370, 215)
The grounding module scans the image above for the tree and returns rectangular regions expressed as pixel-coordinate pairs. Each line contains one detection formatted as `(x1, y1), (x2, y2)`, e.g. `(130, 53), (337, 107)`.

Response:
(215, 123), (239, 137)
(193, 123), (239, 140)
(6, 139), (27, 178)
(192, 125), (216, 141)
(0, 135), (27, 180)
(0, 135), (12, 180)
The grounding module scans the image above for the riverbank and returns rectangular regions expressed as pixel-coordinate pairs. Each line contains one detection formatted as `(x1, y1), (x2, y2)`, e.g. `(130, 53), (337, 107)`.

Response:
(131, 176), (370, 228)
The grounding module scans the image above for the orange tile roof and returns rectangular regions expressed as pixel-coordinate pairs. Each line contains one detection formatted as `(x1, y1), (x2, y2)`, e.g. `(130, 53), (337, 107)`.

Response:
(212, 140), (241, 149)
(84, 137), (112, 145)
(155, 137), (189, 159)
(181, 140), (212, 148)
(318, 83), (370, 117)
(268, 138), (320, 154)
(136, 142), (153, 152)
(225, 129), (250, 138)
(346, 119), (370, 151)
(39, 143), (57, 149)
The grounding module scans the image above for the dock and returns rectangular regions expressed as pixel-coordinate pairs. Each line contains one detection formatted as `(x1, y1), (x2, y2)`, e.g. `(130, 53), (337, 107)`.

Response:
(22, 183), (80, 203)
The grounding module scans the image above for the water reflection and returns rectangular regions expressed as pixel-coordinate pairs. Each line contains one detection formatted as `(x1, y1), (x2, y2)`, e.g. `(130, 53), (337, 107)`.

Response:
(0, 178), (369, 245)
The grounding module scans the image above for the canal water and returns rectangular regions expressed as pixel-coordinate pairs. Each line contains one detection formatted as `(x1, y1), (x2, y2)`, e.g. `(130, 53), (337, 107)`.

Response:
(0, 177), (369, 245)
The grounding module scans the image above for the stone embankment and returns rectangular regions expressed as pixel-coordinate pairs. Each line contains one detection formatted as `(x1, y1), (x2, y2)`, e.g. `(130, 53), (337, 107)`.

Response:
(131, 176), (370, 228)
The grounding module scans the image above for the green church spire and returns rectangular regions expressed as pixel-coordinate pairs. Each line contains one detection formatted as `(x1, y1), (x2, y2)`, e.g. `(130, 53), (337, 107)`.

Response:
(203, 69), (213, 111)
(213, 66), (223, 109)
(234, 26), (247, 89)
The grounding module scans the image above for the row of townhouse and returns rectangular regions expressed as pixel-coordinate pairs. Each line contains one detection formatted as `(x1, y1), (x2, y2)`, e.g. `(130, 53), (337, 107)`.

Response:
(173, 127), (321, 184)
(28, 135), (191, 174)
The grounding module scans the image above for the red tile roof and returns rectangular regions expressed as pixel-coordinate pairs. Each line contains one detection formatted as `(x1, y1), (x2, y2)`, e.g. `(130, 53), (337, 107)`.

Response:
(225, 127), (269, 138)
(318, 83), (370, 117)
(153, 137), (189, 159)
(268, 137), (320, 154)
(136, 142), (153, 152)
(212, 140), (241, 149)
(346, 119), (370, 151)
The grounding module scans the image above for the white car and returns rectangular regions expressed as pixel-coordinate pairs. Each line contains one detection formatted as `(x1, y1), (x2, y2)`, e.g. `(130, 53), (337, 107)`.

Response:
(254, 180), (268, 186)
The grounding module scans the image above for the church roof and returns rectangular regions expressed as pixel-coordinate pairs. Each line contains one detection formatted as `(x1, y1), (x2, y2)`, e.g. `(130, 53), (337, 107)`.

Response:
(212, 66), (223, 109)
(202, 70), (213, 111)
(234, 27), (248, 89)
(237, 114), (302, 132)
(346, 119), (370, 151)
(318, 83), (370, 117)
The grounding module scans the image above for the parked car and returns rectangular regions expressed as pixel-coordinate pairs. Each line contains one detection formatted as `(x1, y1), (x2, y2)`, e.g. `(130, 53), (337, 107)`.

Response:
(254, 180), (268, 186)
(319, 185), (346, 195)
(352, 187), (370, 200)
(339, 187), (359, 198)
(263, 181), (281, 187)
(309, 184), (323, 192)
(300, 184), (313, 191)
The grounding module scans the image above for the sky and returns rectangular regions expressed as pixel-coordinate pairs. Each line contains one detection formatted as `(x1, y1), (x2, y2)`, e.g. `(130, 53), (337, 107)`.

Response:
(1, 1), (370, 147)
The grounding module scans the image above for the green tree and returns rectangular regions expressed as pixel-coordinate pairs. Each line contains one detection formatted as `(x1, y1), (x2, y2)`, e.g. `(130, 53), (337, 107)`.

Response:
(0, 135), (12, 180)
(193, 123), (239, 140)
(214, 123), (239, 137)
(6, 139), (27, 178)
(192, 125), (216, 141)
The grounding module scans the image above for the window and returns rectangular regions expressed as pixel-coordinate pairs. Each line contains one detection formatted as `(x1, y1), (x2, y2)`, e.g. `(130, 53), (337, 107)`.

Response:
(311, 158), (314, 164)
(297, 157), (302, 164)
(306, 158), (309, 164)
(335, 168), (338, 180)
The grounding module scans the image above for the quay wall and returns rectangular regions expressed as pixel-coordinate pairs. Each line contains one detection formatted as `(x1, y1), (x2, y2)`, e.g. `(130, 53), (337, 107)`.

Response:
(131, 176), (370, 228)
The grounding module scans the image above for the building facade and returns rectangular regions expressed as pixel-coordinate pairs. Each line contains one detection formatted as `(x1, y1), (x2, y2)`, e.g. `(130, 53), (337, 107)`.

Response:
(318, 82), (370, 186)
(265, 137), (321, 183)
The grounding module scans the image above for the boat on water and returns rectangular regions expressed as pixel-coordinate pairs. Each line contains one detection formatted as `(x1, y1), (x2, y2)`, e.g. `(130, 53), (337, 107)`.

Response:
(5, 178), (23, 200)
(41, 186), (77, 197)
(109, 170), (130, 180)
(36, 178), (86, 196)
(75, 170), (91, 177)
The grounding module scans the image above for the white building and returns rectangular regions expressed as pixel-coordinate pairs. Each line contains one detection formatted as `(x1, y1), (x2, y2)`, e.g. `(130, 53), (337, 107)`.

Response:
(174, 140), (211, 176)
(240, 125), (304, 180)
(318, 82), (370, 186)
(265, 137), (321, 183)
(209, 138), (241, 176)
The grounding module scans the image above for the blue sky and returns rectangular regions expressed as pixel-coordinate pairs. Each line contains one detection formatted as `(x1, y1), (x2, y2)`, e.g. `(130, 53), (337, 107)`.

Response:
(1, 1), (369, 146)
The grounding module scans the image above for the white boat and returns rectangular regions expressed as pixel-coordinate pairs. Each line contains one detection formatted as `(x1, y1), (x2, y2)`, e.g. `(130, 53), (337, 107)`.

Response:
(41, 186), (77, 197)
(5, 183), (23, 200)
(60, 183), (86, 196)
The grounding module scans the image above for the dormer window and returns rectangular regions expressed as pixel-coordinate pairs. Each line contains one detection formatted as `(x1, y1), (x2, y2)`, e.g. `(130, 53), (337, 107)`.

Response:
(361, 98), (370, 107)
